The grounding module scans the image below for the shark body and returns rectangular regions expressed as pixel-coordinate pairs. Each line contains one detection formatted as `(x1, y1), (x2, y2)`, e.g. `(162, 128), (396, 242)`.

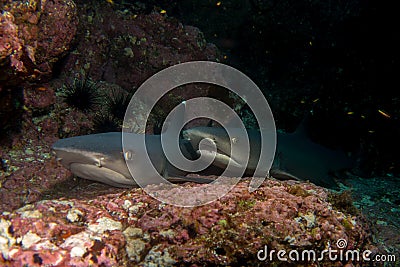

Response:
(52, 101), (214, 187)
(52, 132), (213, 187)
(182, 126), (355, 188)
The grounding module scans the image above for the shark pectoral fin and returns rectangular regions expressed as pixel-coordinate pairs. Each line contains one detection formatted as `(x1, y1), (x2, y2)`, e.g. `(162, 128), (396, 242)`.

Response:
(70, 163), (136, 188)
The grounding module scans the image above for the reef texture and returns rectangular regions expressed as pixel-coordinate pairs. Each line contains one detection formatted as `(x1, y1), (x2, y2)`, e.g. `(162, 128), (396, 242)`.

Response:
(60, 0), (219, 91)
(0, 0), (78, 86)
(0, 180), (372, 266)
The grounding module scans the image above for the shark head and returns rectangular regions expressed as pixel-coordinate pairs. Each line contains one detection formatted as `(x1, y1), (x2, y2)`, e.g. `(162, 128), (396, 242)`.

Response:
(182, 126), (255, 173)
(52, 102), (191, 187)
(182, 127), (230, 161)
(52, 132), (136, 187)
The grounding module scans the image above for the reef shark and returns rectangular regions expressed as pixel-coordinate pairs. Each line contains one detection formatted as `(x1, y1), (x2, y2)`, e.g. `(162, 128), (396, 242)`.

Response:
(52, 132), (213, 187)
(182, 125), (355, 188)
(52, 102), (212, 187)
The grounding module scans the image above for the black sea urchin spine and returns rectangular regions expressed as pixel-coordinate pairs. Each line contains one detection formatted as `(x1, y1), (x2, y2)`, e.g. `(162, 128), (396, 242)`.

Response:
(106, 88), (132, 122)
(61, 74), (103, 112)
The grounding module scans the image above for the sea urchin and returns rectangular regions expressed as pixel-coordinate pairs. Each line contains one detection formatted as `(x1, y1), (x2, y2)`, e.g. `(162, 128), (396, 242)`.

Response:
(61, 75), (103, 112)
(106, 88), (132, 121)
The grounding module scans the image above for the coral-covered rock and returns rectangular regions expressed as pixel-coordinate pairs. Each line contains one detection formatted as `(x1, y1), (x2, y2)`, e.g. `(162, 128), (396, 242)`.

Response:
(0, 0), (78, 86)
(23, 85), (56, 110)
(0, 180), (373, 266)
(61, 1), (218, 91)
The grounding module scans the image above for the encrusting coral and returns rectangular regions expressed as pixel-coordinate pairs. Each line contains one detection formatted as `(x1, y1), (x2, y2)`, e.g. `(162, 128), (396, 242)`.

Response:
(0, 0), (78, 86)
(0, 179), (373, 266)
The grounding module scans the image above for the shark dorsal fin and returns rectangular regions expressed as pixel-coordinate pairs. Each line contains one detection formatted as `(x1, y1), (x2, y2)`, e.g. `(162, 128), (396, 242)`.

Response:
(293, 111), (312, 137)
(161, 101), (186, 134)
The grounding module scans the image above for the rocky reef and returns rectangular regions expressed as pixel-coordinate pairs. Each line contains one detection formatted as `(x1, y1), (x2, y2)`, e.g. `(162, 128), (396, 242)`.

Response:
(0, 180), (373, 266)
(0, 0), (78, 86)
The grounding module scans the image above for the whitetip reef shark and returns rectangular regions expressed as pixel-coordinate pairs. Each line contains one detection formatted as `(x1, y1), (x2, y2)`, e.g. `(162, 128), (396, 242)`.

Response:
(182, 125), (355, 188)
(52, 132), (214, 187)
(52, 101), (213, 187)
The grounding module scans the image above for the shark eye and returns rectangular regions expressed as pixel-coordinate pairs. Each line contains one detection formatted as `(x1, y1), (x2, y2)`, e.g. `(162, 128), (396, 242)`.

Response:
(124, 151), (133, 160)
(95, 157), (104, 167)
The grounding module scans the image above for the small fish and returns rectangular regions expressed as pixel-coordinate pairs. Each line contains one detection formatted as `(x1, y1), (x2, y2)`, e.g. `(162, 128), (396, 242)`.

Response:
(378, 109), (391, 118)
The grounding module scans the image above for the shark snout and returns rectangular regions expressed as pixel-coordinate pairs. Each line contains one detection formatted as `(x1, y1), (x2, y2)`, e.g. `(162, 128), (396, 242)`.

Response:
(53, 142), (98, 166)
(52, 133), (136, 187)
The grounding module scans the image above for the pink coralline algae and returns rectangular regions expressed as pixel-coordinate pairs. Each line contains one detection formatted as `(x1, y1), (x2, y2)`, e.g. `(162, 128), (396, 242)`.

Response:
(0, 179), (373, 266)
(0, 0), (78, 86)
(23, 86), (56, 110)
(0, 11), (22, 69)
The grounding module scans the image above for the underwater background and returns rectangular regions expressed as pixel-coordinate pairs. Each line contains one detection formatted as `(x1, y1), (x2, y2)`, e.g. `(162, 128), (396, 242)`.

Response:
(0, 0), (398, 266)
